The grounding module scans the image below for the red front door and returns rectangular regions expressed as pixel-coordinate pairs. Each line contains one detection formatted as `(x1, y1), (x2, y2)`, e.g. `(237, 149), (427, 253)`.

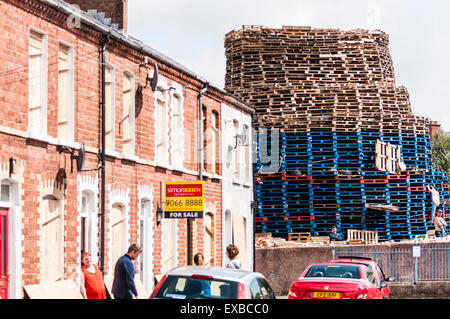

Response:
(0, 208), (8, 299)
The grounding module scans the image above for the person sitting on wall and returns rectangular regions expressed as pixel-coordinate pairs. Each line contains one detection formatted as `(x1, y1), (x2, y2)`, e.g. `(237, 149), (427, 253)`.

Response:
(434, 210), (447, 238)
(329, 225), (344, 241)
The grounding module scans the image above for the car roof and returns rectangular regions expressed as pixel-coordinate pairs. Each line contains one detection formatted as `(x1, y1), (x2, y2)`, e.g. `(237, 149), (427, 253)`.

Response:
(330, 257), (377, 266)
(307, 262), (365, 268)
(165, 266), (262, 281)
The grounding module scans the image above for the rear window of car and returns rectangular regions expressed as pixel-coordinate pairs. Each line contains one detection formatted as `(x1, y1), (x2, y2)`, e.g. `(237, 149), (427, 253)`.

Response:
(304, 264), (361, 279)
(155, 275), (238, 299)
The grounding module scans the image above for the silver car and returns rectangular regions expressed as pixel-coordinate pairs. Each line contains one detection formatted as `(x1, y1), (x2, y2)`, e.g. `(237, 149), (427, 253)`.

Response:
(150, 266), (276, 299)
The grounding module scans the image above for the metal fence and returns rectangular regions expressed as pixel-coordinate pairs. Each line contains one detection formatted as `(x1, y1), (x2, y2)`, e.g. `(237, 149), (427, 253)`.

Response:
(333, 243), (450, 283)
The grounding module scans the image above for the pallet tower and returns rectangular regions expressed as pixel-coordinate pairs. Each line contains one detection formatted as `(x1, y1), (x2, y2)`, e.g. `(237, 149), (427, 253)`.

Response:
(224, 26), (449, 241)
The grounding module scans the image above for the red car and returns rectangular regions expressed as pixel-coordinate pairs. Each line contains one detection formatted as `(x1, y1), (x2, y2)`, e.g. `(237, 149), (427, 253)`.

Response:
(288, 256), (395, 299)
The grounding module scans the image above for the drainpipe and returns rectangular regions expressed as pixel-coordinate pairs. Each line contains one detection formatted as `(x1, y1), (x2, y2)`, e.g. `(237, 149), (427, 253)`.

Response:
(100, 33), (109, 274)
(198, 84), (208, 180)
(186, 84), (208, 266)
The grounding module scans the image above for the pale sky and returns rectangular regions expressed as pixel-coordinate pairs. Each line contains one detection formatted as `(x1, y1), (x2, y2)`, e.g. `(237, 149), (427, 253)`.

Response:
(128, 0), (450, 131)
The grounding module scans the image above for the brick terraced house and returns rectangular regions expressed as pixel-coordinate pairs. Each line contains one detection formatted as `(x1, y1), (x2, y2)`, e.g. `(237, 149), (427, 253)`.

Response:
(0, 0), (254, 298)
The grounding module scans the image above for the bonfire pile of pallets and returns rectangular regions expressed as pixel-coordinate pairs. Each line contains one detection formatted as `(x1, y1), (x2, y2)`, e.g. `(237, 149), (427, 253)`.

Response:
(225, 26), (428, 135)
(224, 26), (449, 241)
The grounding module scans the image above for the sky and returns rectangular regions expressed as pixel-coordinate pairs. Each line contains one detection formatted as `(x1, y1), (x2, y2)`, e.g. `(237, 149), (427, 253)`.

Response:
(127, 0), (450, 131)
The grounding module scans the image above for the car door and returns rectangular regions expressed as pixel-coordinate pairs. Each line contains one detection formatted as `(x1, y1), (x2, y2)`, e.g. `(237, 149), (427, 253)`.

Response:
(257, 278), (276, 299)
(0, 208), (8, 299)
(375, 264), (390, 298)
(364, 266), (380, 299)
(249, 278), (262, 299)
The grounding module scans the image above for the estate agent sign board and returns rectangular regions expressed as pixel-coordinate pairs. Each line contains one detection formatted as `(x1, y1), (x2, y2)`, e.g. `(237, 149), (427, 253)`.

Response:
(164, 181), (204, 218)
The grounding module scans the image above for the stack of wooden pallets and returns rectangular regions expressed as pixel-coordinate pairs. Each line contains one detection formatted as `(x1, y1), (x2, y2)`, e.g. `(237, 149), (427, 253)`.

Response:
(225, 26), (428, 135)
(225, 26), (449, 242)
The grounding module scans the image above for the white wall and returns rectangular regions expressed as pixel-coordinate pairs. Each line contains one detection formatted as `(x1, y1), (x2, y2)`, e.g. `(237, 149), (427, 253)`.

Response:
(221, 103), (254, 271)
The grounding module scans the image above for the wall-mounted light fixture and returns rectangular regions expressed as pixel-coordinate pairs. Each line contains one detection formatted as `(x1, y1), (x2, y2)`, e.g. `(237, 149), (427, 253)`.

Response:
(156, 205), (163, 226)
(9, 157), (17, 176)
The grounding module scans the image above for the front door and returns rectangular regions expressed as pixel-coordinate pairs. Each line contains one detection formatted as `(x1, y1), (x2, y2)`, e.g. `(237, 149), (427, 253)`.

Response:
(0, 208), (8, 299)
(112, 204), (125, 269)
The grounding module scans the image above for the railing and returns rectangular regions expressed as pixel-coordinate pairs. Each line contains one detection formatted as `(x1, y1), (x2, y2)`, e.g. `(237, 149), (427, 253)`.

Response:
(333, 243), (450, 283)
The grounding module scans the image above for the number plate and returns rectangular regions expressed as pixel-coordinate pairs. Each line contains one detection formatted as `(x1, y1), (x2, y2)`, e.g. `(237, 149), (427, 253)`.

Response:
(313, 291), (341, 299)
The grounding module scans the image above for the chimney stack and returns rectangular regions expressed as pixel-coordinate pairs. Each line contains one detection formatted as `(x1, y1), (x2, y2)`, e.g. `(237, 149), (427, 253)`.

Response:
(429, 120), (441, 138)
(65, 0), (128, 33)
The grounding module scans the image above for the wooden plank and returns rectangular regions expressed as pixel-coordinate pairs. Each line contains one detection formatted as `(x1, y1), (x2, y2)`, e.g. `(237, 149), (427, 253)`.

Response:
(24, 280), (83, 299)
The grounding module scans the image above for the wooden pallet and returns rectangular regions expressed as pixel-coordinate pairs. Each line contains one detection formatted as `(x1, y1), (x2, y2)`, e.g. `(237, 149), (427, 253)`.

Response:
(288, 232), (311, 242)
(347, 229), (379, 244)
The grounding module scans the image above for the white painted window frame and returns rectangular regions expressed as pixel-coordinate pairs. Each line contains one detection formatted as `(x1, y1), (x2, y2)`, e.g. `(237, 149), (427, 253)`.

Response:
(153, 76), (170, 168)
(170, 81), (184, 171)
(56, 41), (75, 145)
(27, 27), (48, 141)
(121, 71), (136, 160)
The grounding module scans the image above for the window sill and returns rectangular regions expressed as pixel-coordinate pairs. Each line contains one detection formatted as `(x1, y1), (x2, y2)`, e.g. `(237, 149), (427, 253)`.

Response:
(232, 179), (243, 186)
(55, 139), (80, 150)
(122, 153), (139, 162)
(172, 165), (185, 173)
(26, 132), (57, 145)
(154, 162), (172, 170)
(105, 149), (120, 158)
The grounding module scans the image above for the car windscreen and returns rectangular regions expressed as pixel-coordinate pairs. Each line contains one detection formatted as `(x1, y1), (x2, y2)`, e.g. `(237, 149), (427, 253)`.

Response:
(304, 264), (361, 279)
(155, 275), (238, 299)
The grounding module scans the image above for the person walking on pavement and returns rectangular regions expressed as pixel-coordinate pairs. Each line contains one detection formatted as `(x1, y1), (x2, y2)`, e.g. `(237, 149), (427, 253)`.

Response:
(427, 185), (440, 221)
(193, 252), (211, 295)
(80, 252), (107, 299)
(112, 244), (142, 299)
(225, 244), (242, 269)
(434, 210), (447, 238)
(194, 252), (205, 266)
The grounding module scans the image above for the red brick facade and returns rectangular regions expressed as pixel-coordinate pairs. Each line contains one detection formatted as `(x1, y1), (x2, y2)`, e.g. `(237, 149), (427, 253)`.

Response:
(0, 0), (253, 298)
(65, 0), (128, 32)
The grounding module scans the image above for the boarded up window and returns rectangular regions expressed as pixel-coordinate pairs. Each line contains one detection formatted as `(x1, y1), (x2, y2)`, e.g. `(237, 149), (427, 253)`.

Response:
(203, 213), (215, 266)
(233, 120), (240, 180)
(155, 90), (167, 164)
(41, 196), (63, 283)
(172, 94), (183, 168)
(29, 30), (45, 135)
(139, 199), (153, 292)
(163, 219), (177, 273)
(122, 73), (134, 155)
(243, 125), (250, 183)
(232, 213), (247, 270)
(212, 112), (219, 174)
(57, 43), (73, 141)
(202, 106), (208, 170)
(80, 191), (97, 263)
(111, 203), (125, 268)
(105, 66), (115, 151)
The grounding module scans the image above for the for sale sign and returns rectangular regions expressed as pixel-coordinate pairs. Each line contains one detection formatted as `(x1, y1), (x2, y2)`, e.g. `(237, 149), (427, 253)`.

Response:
(164, 181), (203, 218)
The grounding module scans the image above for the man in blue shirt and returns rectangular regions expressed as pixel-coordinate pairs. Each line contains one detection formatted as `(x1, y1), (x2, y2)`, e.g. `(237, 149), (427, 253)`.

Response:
(329, 225), (344, 241)
(112, 244), (142, 299)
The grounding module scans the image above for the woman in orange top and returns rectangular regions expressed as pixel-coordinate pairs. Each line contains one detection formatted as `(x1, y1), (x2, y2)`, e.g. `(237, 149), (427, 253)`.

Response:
(80, 252), (107, 299)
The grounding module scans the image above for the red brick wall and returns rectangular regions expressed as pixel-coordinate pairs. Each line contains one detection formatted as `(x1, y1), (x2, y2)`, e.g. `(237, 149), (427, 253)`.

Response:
(0, 0), (251, 291)
(429, 121), (441, 138)
(64, 0), (128, 32)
